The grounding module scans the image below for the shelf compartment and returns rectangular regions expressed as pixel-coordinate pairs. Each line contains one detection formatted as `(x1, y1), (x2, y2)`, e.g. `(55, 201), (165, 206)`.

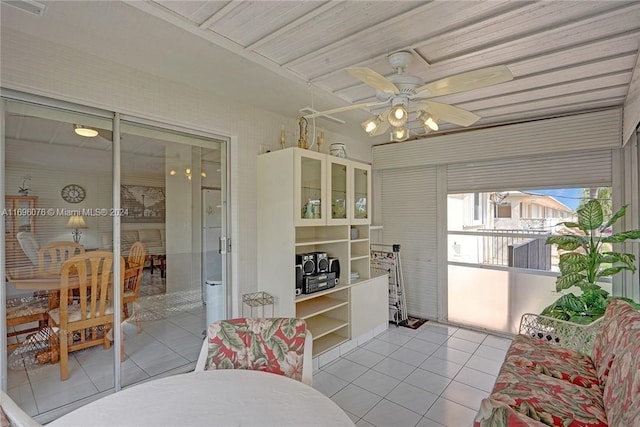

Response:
(295, 237), (348, 246)
(295, 284), (349, 303)
(313, 330), (349, 357)
(296, 296), (348, 319)
(350, 254), (369, 261)
(306, 315), (349, 340)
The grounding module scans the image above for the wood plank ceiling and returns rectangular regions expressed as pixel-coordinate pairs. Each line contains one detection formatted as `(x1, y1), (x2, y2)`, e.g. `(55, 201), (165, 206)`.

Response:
(127, 0), (640, 142)
(4, 0), (640, 143)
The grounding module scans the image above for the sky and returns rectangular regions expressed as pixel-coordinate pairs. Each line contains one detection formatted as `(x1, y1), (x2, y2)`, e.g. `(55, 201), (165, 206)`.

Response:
(521, 188), (584, 211)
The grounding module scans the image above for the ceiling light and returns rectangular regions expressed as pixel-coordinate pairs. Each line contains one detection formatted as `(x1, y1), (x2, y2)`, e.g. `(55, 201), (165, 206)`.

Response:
(201, 172), (207, 178)
(418, 111), (439, 132)
(390, 127), (409, 142)
(74, 124), (98, 137)
(388, 104), (408, 127)
(169, 170), (177, 176)
(361, 116), (382, 135)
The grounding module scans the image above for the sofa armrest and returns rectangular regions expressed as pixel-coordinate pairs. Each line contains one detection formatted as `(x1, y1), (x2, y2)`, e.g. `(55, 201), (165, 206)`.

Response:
(474, 398), (547, 427)
(518, 313), (603, 354)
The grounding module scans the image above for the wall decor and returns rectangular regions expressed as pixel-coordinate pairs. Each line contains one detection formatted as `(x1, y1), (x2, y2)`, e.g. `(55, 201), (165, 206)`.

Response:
(61, 184), (86, 203)
(121, 185), (165, 223)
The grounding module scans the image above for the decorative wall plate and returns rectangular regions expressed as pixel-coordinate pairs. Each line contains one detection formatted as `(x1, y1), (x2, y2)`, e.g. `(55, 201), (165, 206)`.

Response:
(61, 184), (86, 203)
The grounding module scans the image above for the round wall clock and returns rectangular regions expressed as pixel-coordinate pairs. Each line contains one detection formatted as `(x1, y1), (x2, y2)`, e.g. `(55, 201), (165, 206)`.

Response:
(61, 184), (86, 203)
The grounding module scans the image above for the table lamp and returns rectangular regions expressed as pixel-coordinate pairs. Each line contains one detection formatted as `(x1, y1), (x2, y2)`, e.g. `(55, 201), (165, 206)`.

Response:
(66, 215), (87, 243)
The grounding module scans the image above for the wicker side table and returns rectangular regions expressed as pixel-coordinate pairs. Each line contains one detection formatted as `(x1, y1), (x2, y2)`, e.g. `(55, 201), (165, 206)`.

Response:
(242, 292), (274, 318)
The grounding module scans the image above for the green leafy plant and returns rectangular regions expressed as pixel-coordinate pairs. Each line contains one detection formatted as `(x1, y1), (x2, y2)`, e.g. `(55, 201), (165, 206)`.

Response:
(542, 199), (640, 323)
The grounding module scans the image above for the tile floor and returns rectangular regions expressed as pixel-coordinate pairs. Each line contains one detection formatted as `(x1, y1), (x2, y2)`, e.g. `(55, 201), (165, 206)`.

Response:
(7, 304), (205, 420)
(313, 321), (512, 427)
(8, 297), (511, 426)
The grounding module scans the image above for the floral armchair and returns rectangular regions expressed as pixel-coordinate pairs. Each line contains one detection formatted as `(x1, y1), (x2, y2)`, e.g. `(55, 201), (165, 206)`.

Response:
(195, 318), (313, 386)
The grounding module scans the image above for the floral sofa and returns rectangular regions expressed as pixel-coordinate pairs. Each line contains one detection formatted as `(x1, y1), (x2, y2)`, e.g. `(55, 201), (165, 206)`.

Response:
(474, 299), (640, 426)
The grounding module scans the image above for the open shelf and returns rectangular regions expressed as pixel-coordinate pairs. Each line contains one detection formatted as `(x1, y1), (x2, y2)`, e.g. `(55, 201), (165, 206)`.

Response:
(306, 315), (349, 340)
(296, 296), (348, 319)
(295, 237), (349, 246)
(312, 331), (349, 356)
(350, 254), (369, 261)
(295, 283), (349, 303)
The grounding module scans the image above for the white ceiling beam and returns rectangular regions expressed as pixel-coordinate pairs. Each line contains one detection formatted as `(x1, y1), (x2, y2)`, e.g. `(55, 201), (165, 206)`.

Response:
(622, 50), (640, 145)
(198, 1), (244, 30)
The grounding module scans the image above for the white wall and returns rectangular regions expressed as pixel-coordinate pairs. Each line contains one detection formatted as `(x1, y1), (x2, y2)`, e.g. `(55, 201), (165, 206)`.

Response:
(1, 28), (367, 315)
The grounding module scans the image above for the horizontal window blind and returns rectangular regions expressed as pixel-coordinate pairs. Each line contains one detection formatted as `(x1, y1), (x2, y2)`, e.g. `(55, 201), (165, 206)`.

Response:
(381, 166), (438, 319)
(447, 149), (612, 193)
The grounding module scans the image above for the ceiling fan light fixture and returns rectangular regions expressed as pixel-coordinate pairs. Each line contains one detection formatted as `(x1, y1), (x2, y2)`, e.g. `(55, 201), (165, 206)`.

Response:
(390, 127), (409, 142)
(361, 116), (382, 135)
(388, 104), (408, 127)
(74, 124), (98, 137)
(418, 111), (439, 132)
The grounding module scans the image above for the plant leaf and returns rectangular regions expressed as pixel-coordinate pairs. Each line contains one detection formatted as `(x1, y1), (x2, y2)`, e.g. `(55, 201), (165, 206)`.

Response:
(545, 235), (584, 251)
(577, 200), (603, 231)
(602, 252), (637, 271)
(555, 273), (587, 291)
(568, 315), (596, 325)
(601, 204), (628, 230)
(555, 293), (586, 312)
(559, 261), (588, 274)
(559, 252), (588, 264)
(601, 230), (640, 243)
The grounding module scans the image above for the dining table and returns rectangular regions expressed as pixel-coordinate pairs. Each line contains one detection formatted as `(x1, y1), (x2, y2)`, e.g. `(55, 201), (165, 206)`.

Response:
(47, 369), (355, 426)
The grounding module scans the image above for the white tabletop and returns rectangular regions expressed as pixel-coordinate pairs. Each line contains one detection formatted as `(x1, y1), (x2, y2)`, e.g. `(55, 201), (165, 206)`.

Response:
(47, 370), (354, 427)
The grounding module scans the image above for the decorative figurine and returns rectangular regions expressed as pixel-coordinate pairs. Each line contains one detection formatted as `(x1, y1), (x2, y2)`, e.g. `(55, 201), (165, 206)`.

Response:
(297, 117), (308, 149)
(280, 126), (286, 149)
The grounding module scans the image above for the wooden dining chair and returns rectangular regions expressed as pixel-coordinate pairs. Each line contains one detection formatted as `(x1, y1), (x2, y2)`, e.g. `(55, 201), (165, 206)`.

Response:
(47, 251), (124, 381)
(38, 241), (86, 274)
(123, 242), (146, 322)
(194, 318), (313, 386)
(5, 242), (84, 351)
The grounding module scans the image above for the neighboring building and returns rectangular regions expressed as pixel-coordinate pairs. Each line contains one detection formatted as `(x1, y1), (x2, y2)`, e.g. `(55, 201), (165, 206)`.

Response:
(448, 191), (576, 269)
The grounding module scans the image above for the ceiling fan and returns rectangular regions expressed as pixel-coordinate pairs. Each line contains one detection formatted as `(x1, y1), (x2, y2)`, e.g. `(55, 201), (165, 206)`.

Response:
(305, 51), (513, 141)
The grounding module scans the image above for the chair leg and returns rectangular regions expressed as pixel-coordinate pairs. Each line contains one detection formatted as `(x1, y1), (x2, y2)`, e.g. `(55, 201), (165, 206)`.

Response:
(59, 332), (69, 381)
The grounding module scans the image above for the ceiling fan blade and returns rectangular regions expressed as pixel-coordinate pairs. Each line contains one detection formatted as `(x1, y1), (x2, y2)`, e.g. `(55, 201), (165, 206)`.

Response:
(303, 102), (382, 119)
(417, 101), (481, 127)
(346, 67), (399, 94)
(415, 65), (513, 98)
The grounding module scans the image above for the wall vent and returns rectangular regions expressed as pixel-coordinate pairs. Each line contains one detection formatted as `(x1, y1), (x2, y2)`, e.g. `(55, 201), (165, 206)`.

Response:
(4, 0), (46, 16)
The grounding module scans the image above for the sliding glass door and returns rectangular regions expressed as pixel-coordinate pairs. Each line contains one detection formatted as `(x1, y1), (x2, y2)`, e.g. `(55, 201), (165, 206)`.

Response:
(2, 95), (231, 421)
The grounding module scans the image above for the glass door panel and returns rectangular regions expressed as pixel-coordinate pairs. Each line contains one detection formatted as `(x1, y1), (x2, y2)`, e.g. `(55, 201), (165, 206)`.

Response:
(119, 121), (228, 388)
(295, 150), (325, 226)
(352, 165), (371, 224)
(328, 159), (349, 225)
(3, 99), (114, 418)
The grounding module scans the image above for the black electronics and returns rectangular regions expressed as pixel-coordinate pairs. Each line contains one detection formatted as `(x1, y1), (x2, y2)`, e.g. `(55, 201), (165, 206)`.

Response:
(296, 254), (315, 276)
(313, 252), (329, 273)
(302, 272), (336, 294)
(328, 258), (340, 281)
(295, 264), (303, 296)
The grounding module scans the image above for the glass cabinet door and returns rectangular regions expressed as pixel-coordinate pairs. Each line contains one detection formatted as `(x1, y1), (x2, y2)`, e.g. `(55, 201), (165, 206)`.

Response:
(351, 164), (371, 224)
(295, 150), (326, 226)
(328, 158), (349, 225)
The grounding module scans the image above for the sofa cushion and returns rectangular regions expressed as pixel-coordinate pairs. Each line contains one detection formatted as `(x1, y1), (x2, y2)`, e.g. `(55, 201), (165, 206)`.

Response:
(475, 398), (548, 427)
(602, 309), (640, 426)
(490, 363), (608, 427)
(590, 299), (637, 387)
(506, 335), (599, 389)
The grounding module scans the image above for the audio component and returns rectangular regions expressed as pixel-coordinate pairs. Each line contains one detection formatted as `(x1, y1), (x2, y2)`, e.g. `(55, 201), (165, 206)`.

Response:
(302, 272), (336, 294)
(296, 254), (315, 276)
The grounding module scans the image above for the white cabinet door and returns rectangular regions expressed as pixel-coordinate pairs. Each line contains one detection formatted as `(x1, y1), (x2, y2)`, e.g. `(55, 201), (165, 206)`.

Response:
(350, 275), (388, 338)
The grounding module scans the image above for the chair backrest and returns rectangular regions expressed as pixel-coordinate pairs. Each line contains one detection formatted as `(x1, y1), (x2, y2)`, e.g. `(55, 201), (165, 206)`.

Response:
(197, 318), (312, 384)
(16, 231), (40, 266)
(58, 251), (124, 328)
(38, 241), (85, 274)
(127, 241), (146, 268)
(0, 390), (42, 427)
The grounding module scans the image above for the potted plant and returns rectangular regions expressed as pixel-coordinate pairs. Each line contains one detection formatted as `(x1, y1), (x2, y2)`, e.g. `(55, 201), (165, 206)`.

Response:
(542, 199), (640, 323)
